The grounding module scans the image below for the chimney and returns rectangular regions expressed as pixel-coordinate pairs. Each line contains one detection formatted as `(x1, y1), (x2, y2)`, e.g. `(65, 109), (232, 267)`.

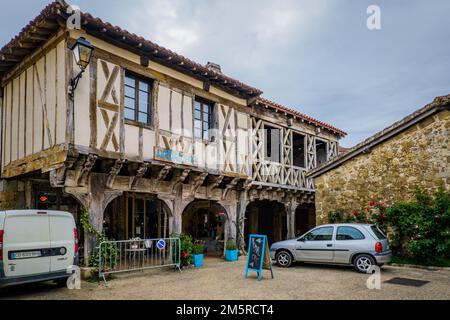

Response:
(206, 62), (222, 74)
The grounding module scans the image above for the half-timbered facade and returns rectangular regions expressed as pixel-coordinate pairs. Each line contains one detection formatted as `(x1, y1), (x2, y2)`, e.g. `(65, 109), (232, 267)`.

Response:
(0, 1), (346, 261)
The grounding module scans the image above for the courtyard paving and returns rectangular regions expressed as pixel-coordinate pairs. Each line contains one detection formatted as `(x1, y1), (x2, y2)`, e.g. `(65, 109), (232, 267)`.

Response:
(1, 257), (449, 300)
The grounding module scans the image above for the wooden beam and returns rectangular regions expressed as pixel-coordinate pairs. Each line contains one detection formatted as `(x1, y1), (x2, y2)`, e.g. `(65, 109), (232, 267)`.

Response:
(106, 159), (126, 188)
(130, 163), (149, 190)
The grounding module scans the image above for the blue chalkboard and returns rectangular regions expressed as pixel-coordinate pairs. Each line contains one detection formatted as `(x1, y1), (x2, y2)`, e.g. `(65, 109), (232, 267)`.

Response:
(245, 234), (274, 281)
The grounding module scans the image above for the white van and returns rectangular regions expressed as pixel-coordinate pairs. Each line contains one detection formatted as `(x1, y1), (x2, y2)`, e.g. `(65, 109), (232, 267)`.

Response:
(0, 210), (79, 287)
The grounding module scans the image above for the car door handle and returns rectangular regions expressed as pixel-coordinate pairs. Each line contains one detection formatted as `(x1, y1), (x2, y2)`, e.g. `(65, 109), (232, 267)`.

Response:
(327, 244), (332, 248)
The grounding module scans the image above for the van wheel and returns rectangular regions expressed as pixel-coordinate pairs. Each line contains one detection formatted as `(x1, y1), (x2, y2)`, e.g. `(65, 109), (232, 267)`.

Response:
(276, 251), (293, 268)
(354, 254), (376, 273)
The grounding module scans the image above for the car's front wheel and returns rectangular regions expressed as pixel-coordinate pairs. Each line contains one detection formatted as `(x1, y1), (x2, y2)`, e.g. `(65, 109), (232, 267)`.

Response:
(276, 251), (293, 268)
(353, 254), (376, 273)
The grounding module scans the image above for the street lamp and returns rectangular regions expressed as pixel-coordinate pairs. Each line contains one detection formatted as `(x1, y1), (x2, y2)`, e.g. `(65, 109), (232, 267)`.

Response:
(69, 37), (94, 98)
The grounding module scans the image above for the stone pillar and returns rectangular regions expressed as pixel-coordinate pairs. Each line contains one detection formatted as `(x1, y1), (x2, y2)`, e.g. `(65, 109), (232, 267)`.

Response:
(220, 202), (237, 257)
(285, 200), (297, 239)
(170, 184), (191, 235)
(236, 192), (249, 254)
(66, 173), (122, 264)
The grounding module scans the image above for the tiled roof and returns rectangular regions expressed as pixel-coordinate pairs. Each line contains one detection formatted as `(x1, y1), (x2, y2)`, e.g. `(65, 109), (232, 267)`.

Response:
(308, 94), (450, 178)
(0, 1), (262, 99)
(256, 97), (347, 137)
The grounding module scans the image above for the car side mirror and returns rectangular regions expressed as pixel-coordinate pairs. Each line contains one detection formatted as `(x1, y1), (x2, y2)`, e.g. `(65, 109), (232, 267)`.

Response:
(298, 237), (305, 242)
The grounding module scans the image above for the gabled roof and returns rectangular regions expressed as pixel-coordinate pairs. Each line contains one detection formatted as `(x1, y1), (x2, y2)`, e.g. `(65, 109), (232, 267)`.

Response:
(0, 1), (262, 99)
(256, 97), (347, 137)
(308, 94), (450, 178)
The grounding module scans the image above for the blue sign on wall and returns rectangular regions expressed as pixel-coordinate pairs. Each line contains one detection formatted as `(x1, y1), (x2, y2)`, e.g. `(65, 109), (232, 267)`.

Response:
(154, 147), (194, 165)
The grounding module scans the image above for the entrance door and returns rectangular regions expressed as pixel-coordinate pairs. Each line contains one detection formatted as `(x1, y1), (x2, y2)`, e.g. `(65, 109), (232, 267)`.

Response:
(126, 194), (170, 239)
(295, 226), (335, 262)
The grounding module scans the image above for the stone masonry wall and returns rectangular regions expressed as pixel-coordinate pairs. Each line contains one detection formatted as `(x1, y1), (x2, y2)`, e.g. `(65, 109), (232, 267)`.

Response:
(315, 109), (450, 225)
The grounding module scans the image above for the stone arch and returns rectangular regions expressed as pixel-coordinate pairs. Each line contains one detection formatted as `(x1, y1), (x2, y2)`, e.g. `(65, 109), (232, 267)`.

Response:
(244, 200), (288, 246)
(182, 200), (229, 256)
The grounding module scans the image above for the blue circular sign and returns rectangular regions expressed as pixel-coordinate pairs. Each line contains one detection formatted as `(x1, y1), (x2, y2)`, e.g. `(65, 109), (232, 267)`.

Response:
(157, 239), (166, 250)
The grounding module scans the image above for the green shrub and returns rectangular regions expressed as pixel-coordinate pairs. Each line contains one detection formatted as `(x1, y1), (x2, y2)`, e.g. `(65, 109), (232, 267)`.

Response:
(387, 189), (450, 265)
(226, 241), (237, 251)
(171, 233), (194, 266)
(192, 243), (205, 255)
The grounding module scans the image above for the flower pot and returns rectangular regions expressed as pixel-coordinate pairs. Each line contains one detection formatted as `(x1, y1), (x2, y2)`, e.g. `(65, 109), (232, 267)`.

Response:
(192, 254), (204, 268)
(225, 249), (238, 262)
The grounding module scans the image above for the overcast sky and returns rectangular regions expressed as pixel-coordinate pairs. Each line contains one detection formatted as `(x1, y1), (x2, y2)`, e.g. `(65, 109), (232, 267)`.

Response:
(1, 0), (449, 147)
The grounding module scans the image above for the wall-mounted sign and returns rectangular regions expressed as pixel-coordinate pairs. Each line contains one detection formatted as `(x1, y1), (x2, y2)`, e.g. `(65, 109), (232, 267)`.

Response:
(154, 147), (194, 166)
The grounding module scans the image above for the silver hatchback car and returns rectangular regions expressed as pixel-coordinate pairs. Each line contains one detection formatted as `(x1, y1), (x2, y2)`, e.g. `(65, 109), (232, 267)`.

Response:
(270, 224), (392, 273)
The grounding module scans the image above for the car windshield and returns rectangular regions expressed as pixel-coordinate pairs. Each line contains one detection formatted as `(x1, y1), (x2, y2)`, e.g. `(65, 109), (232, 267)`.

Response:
(371, 225), (387, 239)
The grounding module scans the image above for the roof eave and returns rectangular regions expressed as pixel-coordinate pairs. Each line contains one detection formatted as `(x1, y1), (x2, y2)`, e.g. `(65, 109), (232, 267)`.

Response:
(308, 98), (450, 179)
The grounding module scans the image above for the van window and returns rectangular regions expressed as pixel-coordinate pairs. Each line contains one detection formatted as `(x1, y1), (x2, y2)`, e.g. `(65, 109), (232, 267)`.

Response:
(371, 225), (387, 239)
(336, 227), (365, 240)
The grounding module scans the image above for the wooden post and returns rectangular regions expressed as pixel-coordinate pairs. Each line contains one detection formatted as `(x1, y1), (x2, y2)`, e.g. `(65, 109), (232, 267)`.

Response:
(66, 173), (122, 264)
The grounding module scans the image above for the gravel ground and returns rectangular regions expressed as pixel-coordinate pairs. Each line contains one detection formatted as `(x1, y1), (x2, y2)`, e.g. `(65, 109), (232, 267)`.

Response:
(1, 257), (450, 300)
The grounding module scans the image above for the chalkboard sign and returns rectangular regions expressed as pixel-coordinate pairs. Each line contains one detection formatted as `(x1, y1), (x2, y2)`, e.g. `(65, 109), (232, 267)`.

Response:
(245, 234), (274, 281)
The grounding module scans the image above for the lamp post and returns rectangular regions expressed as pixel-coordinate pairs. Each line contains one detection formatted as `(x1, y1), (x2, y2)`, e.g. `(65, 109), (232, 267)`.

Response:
(68, 37), (94, 98)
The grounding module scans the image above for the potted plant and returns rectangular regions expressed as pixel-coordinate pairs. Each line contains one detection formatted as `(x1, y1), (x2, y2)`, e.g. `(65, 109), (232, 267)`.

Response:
(192, 243), (205, 268)
(225, 240), (238, 262)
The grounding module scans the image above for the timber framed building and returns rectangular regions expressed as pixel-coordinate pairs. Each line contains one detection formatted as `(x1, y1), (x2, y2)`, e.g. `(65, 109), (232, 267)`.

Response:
(0, 1), (346, 261)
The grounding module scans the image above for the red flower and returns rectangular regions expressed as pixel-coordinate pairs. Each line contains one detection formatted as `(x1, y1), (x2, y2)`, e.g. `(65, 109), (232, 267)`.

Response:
(353, 210), (359, 216)
(183, 252), (190, 258)
(369, 201), (375, 206)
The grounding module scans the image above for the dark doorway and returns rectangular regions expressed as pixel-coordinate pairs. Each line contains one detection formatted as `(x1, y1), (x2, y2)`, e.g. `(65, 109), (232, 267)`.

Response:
(295, 203), (316, 237)
(293, 132), (306, 168)
(245, 200), (287, 246)
(182, 201), (227, 256)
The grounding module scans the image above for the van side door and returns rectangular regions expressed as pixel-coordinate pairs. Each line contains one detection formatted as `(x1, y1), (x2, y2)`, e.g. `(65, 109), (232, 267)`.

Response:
(49, 212), (75, 272)
(3, 211), (51, 277)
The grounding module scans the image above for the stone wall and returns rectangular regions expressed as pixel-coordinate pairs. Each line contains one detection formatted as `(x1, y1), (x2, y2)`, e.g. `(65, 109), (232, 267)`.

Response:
(315, 109), (449, 225)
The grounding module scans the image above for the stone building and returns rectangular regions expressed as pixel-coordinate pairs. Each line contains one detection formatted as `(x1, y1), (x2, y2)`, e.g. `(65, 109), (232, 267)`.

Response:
(0, 1), (346, 262)
(309, 95), (450, 225)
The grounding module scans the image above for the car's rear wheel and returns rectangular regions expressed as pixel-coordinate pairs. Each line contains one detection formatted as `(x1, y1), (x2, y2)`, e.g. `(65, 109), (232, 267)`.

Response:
(353, 254), (376, 273)
(276, 251), (293, 268)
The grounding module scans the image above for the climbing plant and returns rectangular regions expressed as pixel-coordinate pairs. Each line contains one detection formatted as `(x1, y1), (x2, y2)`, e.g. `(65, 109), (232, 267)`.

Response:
(80, 207), (118, 269)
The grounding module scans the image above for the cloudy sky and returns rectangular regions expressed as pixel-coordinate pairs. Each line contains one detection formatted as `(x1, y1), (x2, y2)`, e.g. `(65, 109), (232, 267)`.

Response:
(1, 0), (449, 147)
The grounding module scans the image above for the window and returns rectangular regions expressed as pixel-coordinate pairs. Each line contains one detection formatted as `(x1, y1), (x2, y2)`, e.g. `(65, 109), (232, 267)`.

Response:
(371, 225), (387, 240)
(194, 98), (214, 140)
(303, 227), (334, 241)
(336, 227), (365, 240)
(265, 125), (281, 162)
(293, 132), (306, 167)
(316, 139), (328, 166)
(126, 194), (170, 239)
(124, 73), (152, 125)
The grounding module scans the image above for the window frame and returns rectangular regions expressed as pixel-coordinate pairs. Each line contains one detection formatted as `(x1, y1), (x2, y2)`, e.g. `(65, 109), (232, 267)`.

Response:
(264, 123), (282, 163)
(336, 226), (366, 241)
(124, 71), (153, 127)
(194, 97), (214, 141)
(292, 131), (307, 169)
(301, 226), (334, 242)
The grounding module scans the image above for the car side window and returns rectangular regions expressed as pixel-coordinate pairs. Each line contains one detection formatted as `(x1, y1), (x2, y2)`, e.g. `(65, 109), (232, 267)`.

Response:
(303, 227), (334, 241)
(336, 227), (365, 240)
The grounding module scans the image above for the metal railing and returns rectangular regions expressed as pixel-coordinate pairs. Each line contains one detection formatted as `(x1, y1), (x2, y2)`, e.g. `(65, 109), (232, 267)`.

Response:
(98, 237), (181, 284)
